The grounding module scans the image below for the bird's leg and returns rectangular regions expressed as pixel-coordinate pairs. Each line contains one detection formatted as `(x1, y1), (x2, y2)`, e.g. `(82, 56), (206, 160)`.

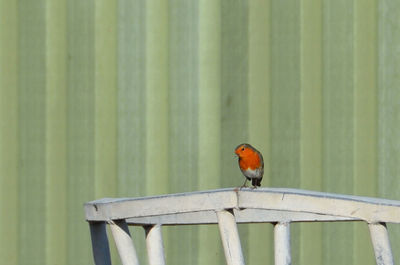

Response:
(240, 179), (248, 190)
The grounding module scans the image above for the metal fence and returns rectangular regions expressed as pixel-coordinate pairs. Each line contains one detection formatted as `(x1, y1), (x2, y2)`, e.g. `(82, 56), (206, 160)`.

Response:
(86, 188), (399, 265)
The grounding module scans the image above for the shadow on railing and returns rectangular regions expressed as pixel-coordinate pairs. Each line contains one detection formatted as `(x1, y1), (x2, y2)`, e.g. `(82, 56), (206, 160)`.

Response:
(85, 188), (400, 265)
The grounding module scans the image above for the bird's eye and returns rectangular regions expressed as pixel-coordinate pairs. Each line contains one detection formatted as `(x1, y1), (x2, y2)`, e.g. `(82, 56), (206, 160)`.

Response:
(241, 147), (245, 151)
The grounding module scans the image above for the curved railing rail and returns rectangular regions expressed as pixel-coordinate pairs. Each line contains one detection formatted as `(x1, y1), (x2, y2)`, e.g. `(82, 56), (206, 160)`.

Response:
(85, 188), (400, 265)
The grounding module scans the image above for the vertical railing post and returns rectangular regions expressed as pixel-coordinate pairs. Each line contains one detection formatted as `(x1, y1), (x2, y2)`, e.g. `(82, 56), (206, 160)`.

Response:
(368, 222), (394, 265)
(145, 224), (166, 265)
(216, 210), (245, 265)
(274, 222), (291, 265)
(89, 221), (112, 265)
(109, 219), (140, 265)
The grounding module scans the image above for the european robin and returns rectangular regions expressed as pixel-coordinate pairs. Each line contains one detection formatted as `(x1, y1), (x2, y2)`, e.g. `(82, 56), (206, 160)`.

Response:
(235, 143), (264, 188)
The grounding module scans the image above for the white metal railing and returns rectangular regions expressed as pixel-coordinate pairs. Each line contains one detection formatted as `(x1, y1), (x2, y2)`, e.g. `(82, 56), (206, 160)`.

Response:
(84, 188), (400, 265)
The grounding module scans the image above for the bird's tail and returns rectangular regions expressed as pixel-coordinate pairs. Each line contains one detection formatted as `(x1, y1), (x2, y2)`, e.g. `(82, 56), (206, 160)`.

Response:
(252, 178), (261, 187)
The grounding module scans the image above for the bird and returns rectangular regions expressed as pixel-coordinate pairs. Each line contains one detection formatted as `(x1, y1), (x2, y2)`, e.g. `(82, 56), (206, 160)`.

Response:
(234, 143), (264, 188)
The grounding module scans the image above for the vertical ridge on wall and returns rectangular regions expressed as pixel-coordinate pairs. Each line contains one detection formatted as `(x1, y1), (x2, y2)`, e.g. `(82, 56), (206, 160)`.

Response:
(67, 0), (95, 263)
(117, 0), (147, 198)
(378, 1), (400, 262)
(18, 0), (47, 264)
(353, 0), (377, 264)
(168, 0), (199, 264)
(220, 0), (249, 192)
(198, 0), (221, 194)
(248, 0), (271, 187)
(299, 0), (323, 264)
(94, 0), (118, 199)
(270, 0), (301, 188)
(45, 0), (67, 264)
(198, 0), (222, 264)
(0, 0), (18, 264)
(353, 0), (377, 198)
(168, 0), (199, 195)
(220, 0), (250, 260)
(248, 1), (273, 264)
(322, 0), (354, 264)
(300, 1), (323, 198)
(145, 0), (169, 196)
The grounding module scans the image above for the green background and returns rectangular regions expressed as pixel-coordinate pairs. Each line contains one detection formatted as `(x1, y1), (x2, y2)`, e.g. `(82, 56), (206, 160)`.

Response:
(1, 0), (399, 264)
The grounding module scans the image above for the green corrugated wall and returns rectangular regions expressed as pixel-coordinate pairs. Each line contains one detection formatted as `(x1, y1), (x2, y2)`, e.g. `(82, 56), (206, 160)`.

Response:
(0, 0), (400, 264)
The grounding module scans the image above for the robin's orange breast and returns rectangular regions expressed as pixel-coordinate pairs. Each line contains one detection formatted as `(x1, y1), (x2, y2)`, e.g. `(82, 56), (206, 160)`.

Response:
(239, 153), (261, 170)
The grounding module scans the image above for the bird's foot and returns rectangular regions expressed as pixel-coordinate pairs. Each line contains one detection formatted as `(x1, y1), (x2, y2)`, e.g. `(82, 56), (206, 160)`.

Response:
(239, 184), (248, 190)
